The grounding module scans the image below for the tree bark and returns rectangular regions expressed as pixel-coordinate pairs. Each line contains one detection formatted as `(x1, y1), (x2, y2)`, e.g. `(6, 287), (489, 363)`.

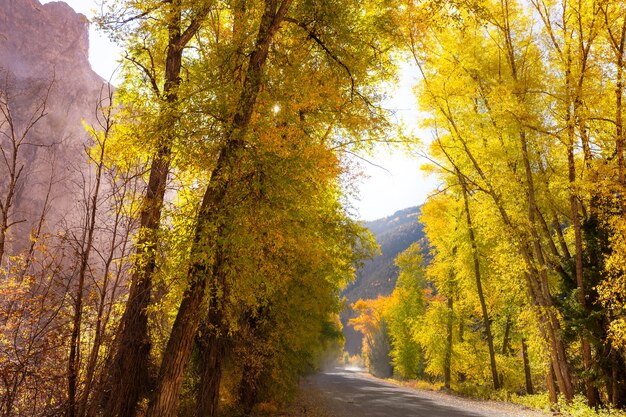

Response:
(195, 291), (226, 417)
(546, 364), (558, 405)
(521, 337), (534, 395)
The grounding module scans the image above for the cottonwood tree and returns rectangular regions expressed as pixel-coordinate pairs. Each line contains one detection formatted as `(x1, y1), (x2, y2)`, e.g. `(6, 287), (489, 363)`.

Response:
(95, 3), (212, 415)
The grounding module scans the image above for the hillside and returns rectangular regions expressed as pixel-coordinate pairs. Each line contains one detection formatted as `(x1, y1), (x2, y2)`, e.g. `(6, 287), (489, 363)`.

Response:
(342, 206), (427, 355)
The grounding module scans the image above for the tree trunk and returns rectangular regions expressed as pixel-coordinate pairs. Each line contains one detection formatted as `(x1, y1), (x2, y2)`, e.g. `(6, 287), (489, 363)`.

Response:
(145, 261), (211, 417)
(444, 295), (453, 389)
(104, 150), (169, 417)
(195, 295), (226, 417)
(611, 350), (626, 407)
(546, 364), (558, 405)
(521, 337), (533, 395)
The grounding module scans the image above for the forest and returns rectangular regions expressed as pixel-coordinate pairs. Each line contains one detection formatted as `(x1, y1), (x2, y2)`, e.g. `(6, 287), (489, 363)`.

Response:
(0, 0), (625, 416)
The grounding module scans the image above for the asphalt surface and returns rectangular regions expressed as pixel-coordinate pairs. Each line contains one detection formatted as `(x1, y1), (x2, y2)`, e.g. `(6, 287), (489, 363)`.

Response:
(304, 367), (546, 417)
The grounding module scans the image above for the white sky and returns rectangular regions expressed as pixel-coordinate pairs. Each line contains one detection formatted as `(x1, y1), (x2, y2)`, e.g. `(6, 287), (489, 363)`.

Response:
(42, 0), (437, 221)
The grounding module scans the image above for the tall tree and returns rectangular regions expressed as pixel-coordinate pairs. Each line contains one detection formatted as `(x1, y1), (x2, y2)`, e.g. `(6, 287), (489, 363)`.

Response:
(97, 3), (211, 415)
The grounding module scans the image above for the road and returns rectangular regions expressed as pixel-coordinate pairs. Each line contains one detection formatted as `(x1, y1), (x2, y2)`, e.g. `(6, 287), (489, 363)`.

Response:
(302, 367), (548, 417)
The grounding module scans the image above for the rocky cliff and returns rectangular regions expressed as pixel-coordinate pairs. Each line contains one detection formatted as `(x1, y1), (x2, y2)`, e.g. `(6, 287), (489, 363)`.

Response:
(0, 0), (107, 248)
(1, 0), (91, 78)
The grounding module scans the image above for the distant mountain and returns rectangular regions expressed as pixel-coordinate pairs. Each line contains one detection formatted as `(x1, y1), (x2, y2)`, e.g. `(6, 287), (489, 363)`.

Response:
(342, 206), (427, 355)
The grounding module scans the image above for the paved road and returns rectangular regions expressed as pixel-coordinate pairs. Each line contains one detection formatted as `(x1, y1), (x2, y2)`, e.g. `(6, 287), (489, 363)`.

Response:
(304, 368), (542, 417)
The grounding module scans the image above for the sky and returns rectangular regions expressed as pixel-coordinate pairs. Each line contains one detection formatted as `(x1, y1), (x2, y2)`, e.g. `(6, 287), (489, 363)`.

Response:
(41, 0), (437, 221)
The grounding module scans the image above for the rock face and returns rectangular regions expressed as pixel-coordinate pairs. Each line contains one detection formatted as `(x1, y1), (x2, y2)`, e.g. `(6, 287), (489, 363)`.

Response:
(0, 0), (91, 79)
(0, 0), (107, 248)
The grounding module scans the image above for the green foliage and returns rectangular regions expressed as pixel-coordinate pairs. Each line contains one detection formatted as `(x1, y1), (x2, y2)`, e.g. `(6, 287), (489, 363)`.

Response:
(386, 243), (427, 379)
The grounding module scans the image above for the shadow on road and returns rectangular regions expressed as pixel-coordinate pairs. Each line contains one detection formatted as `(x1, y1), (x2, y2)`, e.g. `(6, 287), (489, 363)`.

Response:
(307, 367), (486, 417)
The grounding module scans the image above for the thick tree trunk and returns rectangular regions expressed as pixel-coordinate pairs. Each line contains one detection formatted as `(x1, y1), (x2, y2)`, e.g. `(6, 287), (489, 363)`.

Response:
(145, 260), (212, 417)
(611, 350), (626, 407)
(104, 150), (169, 417)
(195, 296), (226, 417)
(546, 364), (558, 405)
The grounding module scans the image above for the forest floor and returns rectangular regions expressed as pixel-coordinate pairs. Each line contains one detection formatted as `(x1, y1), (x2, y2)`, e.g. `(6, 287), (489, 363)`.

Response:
(265, 367), (554, 417)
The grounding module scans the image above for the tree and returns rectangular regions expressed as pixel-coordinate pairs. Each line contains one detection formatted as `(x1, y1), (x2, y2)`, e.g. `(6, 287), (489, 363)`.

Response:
(350, 297), (394, 378)
(385, 243), (427, 379)
(96, 3), (212, 415)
